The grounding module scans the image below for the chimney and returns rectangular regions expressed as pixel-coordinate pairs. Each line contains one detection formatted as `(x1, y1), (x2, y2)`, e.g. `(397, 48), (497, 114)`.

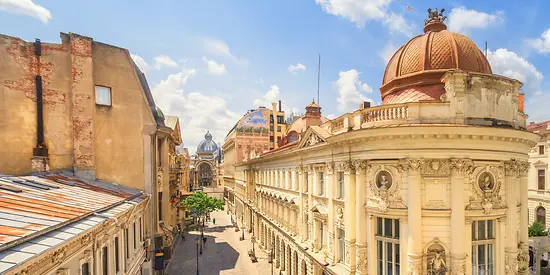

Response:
(278, 100), (282, 112)
(31, 38), (49, 173)
(272, 102), (278, 149)
(518, 93), (525, 113)
(360, 101), (371, 110)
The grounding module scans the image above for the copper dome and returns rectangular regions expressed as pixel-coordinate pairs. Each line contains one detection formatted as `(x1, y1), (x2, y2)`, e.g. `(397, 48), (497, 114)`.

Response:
(381, 10), (492, 103)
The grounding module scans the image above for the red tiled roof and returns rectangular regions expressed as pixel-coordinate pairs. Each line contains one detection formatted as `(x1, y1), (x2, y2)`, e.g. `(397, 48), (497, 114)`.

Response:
(383, 85), (445, 104)
(527, 120), (550, 132)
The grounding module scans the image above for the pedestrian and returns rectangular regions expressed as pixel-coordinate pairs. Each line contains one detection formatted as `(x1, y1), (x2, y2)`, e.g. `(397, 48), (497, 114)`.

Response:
(203, 236), (207, 247)
(181, 231), (185, 241)
(213, 218), (216, 225)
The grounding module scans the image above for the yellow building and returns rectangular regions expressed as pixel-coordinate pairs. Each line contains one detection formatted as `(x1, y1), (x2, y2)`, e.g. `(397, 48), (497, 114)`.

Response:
(226, 10), (537, 275)
(0, 32), (180, 272)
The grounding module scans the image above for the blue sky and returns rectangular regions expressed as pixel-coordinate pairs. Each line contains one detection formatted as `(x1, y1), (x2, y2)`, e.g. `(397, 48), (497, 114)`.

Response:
(2, 0), (550, 152)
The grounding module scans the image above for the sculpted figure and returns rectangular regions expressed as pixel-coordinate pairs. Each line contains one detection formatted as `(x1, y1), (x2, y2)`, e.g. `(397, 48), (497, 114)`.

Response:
(430, 251), (447, 275)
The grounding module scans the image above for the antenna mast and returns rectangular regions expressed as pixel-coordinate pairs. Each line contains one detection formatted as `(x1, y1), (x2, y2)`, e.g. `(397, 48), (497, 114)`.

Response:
(485, 41), (488, 57)
(317, 54), (321, 105)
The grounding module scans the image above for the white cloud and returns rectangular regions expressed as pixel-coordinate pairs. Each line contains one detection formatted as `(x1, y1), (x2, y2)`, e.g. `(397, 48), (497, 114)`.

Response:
(315, 0), (412, 36)
(130, 54), (148, 75)
(326, 114), (337, 120)
(335, 69), (375, 113)
(288, 63), (307, 73)
(447, 7), (504, 33)
(203, 37), (248, 64)
(153, 55), (179, 70)
(0, 0), (51, 23)
(253, 85), (300, 115)
(487, 48), (543, 95)
(202, 57), (227, 76)
(253, 85), (280, 107)
(151, 69), (240, 154)
(526, 28), (550, 54)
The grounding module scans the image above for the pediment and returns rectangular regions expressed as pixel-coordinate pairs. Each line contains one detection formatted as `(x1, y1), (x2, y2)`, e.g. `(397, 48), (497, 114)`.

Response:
(298, 126), (330, 148)
(533, 160), (547, 168)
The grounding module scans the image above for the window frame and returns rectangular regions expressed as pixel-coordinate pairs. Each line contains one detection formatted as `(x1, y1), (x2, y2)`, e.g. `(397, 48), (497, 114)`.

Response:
(538, 169), (546, 190)
(318, 172), (324, 196)
(375, 217), (400, 275)
(337, 172), (344, 199)
(338, 228), (345, 263)
(102, 246), (108, 275)
(540, 145), (545, 155)
(471, 220), (495, 275)
(95, 85), (112, 106)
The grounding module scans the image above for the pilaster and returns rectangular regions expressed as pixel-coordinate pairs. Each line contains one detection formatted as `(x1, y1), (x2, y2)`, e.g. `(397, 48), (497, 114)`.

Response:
(326, 161), (336, 265)
(354, 160), (367, 275)
(504, 160), (519, 274)
(450, 159), (471, 274)
(342, 159), (356, 274)
(406, 159), (422, 275)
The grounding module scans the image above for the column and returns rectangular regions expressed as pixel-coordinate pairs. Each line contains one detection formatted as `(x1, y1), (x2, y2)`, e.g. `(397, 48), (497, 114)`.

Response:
(355, 160), (367, 275)
(298, 165), (305, 241)
(286, 169), (291, 190)
(504, 161), (519, 273)
(343, 160), (357, 274)
(496, 217), (505, 275)
(327, 162), (336, 265)
(406, 159), (422, 274)
(307, 165), (313, 245)
(519, 161), (530, 275)
(450, 159), (469, 272)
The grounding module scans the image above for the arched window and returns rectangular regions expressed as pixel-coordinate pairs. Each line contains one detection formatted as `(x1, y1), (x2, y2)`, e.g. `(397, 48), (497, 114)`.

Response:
(537, 206), (546, 225)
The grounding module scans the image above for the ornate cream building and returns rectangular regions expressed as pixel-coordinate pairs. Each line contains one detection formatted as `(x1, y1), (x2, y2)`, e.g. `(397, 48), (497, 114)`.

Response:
(527, 121), (550, 227)
(224, 10), (538, 275)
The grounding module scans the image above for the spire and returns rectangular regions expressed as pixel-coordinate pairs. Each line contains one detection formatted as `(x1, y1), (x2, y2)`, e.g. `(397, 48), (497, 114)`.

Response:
(424, 8), (447, 33)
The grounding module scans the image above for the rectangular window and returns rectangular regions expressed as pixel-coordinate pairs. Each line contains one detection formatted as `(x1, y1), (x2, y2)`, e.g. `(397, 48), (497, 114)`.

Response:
(270, 136), (274, 142)
(270, 115), (274, 123)
(82, 263), (90, 275)
(115, 237), (120, 273)
(337, 172), (344, 199)
(158, 192), (163, 222)
(318, 172), (324, 195)
(338, 228), (345, 263)
(375, 217), (400, 275)
(277, 116), (284, 124)
(539, 170), (546, 190)
(472, 220), (495, 275)
(125, 227), (129, 259)
(102, 246), (108, 275)
(277, 126), (281, 132)
(305, 173), (309, 193)
(139, 217), (143, 241)
(95, 86), (112, 106)
(540, 145), (545, 155)
(133, 222), (137, 249)
(157, 139), (163, 167)
(305, 214), (310, 240)
(319, 222), (324, 248)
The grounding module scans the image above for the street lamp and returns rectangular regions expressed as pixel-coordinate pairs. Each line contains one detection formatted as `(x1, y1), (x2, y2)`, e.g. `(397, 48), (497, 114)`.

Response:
(196, 237), (200, 275)
(241, 213), (245, 240)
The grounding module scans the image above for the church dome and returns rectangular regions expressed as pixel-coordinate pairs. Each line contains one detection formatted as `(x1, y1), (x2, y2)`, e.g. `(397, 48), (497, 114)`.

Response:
(196, 131), (218, 154)
(381, 8), (492, 104)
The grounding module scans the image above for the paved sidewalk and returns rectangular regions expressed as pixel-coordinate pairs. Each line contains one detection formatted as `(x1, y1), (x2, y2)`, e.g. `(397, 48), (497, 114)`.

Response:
(168, 210), (274, 275)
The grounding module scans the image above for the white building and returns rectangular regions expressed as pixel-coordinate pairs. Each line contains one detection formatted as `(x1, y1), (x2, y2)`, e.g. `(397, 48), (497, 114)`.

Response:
(224, 10), (538, 275)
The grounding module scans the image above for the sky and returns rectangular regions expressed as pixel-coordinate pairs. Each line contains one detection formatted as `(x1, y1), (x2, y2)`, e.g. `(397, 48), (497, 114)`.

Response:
(2, 0), (550, 153)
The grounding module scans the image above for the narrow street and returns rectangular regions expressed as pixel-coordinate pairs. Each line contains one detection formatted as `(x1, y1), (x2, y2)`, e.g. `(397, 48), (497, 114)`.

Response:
(168, 210), (273, 275)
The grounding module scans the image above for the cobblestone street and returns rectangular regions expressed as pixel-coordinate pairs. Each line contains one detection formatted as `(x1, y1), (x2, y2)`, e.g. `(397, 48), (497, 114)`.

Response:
(168, 210), (274, 275)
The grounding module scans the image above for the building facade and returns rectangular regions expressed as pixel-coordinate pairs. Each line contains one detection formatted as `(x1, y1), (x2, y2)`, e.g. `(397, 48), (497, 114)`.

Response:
(0, 174), (149, 275)
(0, 32), (181, 272)
(225, 11), (538, 275)
(527, 121), (550, 227)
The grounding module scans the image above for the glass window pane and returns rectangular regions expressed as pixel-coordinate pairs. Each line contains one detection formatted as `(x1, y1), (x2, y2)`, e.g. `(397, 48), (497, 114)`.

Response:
(472, 245), (476, 275)
(488, 244), (494, 275)
(478, 220), (486, 240)
(95, 86), (111, 106)
(394, 220), (400, 238)
(384, 218), (393, 237)
(377, 217), (383, 235)
(377, 240), (383, 274)
(472, 221), (476, 241)
(487, 220), (493, 239)
(478, 245), (486, 272)
(395, 243), (400, 274)
(386, 242), (393, 275)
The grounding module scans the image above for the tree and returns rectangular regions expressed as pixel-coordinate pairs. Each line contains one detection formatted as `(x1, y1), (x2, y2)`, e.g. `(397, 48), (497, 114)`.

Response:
(181, 191), (224, 228)
(529, 221), (548, 237)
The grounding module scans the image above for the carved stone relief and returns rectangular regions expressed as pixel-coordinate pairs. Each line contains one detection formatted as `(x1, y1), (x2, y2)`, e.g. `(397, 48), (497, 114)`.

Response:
(467, 165), (504, 213)
(336, 206), (344, 229)
(367, 164), (406, 212)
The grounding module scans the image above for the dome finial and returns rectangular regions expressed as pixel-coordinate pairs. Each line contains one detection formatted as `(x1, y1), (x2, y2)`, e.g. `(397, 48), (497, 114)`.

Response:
(424, 8), (447, 33)
(205, 131), (212, 140)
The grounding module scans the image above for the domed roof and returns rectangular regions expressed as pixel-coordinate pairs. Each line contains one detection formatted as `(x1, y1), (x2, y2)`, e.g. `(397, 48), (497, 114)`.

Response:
(196, 131), (218, 154)
(381, 8), (492, 103)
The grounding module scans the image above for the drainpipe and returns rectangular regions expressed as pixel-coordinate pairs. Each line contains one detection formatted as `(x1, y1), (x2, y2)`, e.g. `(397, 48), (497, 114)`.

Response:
(31, 38), (49, 173)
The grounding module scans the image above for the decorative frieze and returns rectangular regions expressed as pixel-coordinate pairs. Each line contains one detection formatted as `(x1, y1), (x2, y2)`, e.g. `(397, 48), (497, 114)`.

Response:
(366, 164), (406, 212)
(467, 165), (504, 213)
(341, 160), (355, 173)
(420, 159), (450, 176)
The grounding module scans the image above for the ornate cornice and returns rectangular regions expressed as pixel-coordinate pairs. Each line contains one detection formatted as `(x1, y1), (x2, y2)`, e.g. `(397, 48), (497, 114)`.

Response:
(450, 158), (474, 173)
(341, 160), (355, 173)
